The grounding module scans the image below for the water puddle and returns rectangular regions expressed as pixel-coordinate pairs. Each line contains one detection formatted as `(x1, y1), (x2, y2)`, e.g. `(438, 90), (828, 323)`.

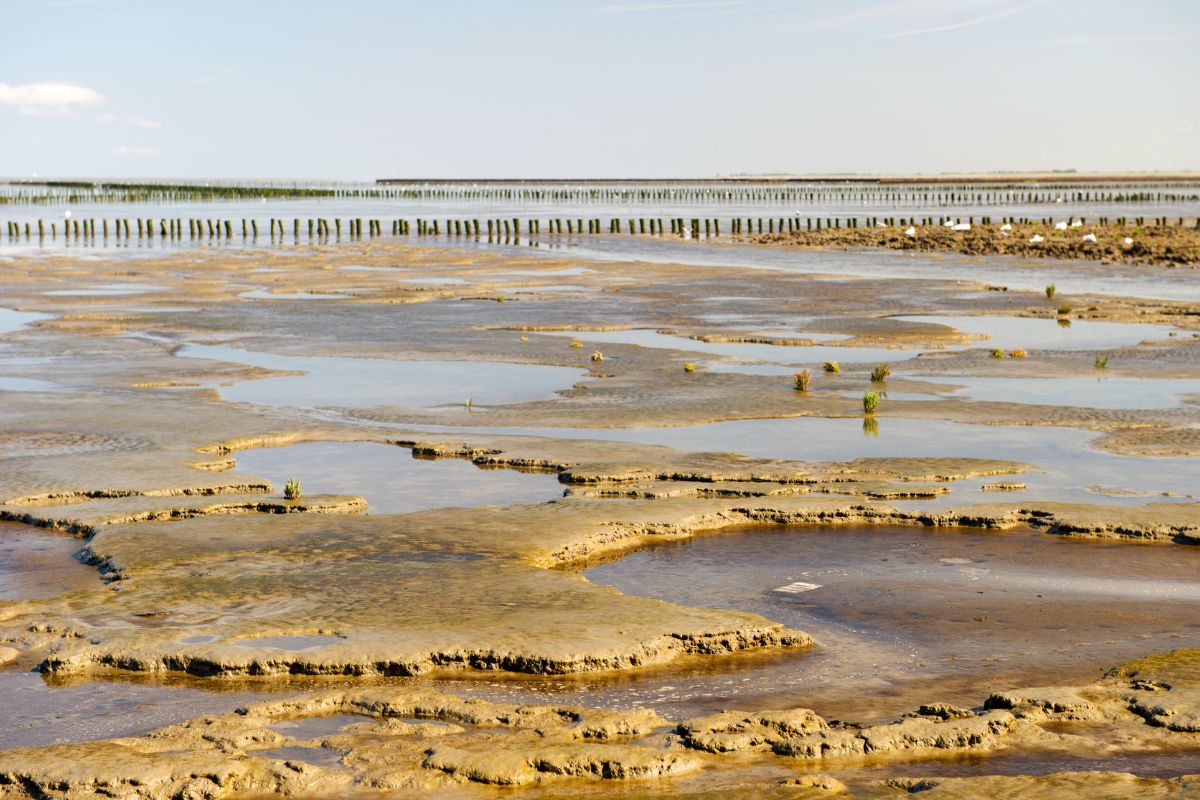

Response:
(234, 442), (565, 513)
(537, 329), (908, 365)
(44, 283), (162, 297)
(256, 745), (344, 769)
(0, 377), (63, 392)
(0, 522), (103, 601)
(397, 276), (467, 284)
(579, 524), (1200, 722)
(179, 343), (589, 409)
(268, 714), (367, 740)
(233, 635), (345, 651)
(894, 315), (1179, 351)
(918, 375), (1200, 410)
(0, 308), (49, 334)
(239, 290), (352, 300)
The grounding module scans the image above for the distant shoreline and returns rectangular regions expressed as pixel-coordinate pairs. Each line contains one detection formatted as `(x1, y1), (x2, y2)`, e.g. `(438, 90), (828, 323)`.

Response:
(377, 173), (1200, 186)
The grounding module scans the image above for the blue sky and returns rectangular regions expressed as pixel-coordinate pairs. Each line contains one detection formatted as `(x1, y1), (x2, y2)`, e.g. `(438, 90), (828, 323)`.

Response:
(1, 0), (1196, 178)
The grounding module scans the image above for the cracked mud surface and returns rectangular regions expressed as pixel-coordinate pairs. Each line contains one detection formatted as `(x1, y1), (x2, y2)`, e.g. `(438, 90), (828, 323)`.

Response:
(1, 239), (1198, 797)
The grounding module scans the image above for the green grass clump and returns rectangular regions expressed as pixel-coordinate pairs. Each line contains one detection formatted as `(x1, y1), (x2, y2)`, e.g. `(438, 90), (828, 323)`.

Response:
(990, 348), (1006, 359)
(823, 360), (840, 373)
(793, 369), (811, 391)
(683, 362), (696, 373)
(569, 341), (583, 348)
(862, 390), (883, 414)
(590, 351), (604, 362)
(1057, 305), (1071, 315)
(1095, 354), (1108, 369)
(1010, 349), (1028, 359)
(870, 364), (891, 383)
(1045, 284), (1056, 299)
(283, 478), (302, 500)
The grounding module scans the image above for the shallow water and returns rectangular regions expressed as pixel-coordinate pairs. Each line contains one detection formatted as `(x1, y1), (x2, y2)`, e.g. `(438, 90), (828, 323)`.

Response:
(0, 307), (49, 334)
(402, 418), (1200, 506)
(234, 442), (565, 513)
(235, 635), (345, 651)
(919, 375), (1200, 410)
(43, 283), (162, 297)
(0, 377), (63, 392)
(239, 289), (352, 300)
(0, 522), (102, 601)
(578, 524), (1200, 722)
(179, 343), (589, 409)
(894, 314), (1180, 351)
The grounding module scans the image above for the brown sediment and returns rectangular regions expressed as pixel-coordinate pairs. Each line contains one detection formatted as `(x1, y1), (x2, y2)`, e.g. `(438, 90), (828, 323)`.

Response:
(747, 222), (1200, 266)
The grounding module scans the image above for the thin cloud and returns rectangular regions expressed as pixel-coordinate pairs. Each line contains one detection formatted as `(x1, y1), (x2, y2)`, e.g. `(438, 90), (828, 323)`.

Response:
(593, 1), (746, 15)
(184, 65), (239, 87)
(112, 145), (162, 157)
(0, 81), (105, 115)
(95, 112), (161, 129)
(879, 0), (1051, 39)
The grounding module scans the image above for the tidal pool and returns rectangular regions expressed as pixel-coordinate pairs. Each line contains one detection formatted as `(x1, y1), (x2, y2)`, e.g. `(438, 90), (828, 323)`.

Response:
(577, 524), (1200, 722)
(917, 375), (1200, 410)
(239, 290), (352, 300)
(234, 442), (565, 513)
(43, 283), (162, 297)
(179, 343), (589, 409)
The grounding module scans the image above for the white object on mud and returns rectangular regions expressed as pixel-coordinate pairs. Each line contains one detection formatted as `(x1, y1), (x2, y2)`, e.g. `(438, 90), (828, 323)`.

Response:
(63, 209), (71, 219)
(904, 226), (916, 237)
(1030, 234), (1045, 243)
(1082, 233), (1097, 243)
(952, 222), (971, 231)
(1000, 223), (1012, 231)
(1124, 237), (1134, 245)
(775, 581), (822, 594)
(1055, 221), (1068, 230)
(1070, 219), (1083, 227)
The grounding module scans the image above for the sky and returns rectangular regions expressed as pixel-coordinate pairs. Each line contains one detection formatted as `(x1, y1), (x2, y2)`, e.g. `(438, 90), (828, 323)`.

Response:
(0, 0), (1196, 179)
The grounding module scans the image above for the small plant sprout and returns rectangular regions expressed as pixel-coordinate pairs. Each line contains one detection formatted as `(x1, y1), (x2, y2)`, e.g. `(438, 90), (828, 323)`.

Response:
(1010, 349), (1028, 359)
(590, 351), (604, 362)
(683, 362), (697, 373)
(569, 341), (583, 348)
(464, 397), (473, 410)
(793, 369), (811, 391)
(1057, 305), (1071, 315)
(1095, 354), (1109, 369)
(283, 478), (302, 500)
(1045, 284), (1056, 299)
(519, 336), (529, 342)
(823, 360), (840, 373)
(990, 348), (1006, 359)
(862, 390), (883, 414)
(870, 364), (891, 383)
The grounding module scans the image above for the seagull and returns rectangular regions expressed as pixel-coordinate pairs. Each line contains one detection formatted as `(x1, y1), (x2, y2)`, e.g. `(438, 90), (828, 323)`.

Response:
(1054, 221), (1068, 231)
(1070, 219), (1083, 228)
(904, 226), (916, 237)
(1030, 234), (1045, 243)
(1082, 233), (1097, 243)
(1123, 237), (1134, 246)
(952, 222), (971, 231)
(64, 210), (72, 219)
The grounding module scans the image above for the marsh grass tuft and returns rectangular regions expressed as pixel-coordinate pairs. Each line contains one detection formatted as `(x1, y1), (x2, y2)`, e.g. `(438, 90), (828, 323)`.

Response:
(862, 390), (883, 414)
(1010, 349), (1028, 359)
(990, 348), (1006, 359)
(823, 360), (840, 374)
(793, 369), (811, 391)
(283, 478), (302, 500)
(869, 364), (891, 383)
(569, 341), (583, 348)
(683, 362), (697, 373)
(1057, 305), (1071, 315)
(590, 351), (604, 362)
(1095, 354), (1109, 369)
(1045, 284), (1056, 299)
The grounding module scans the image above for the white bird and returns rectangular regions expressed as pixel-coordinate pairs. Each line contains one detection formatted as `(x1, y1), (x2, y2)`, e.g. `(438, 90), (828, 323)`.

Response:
(1070, 219), (1083, 228)
(952, 222), (971, 231)
(1030, 234), (1045, 243)
(1000, 223), (1012, 231)
(1082, 233), (1097, 243)
(1123, 237), (1134, 246)
(905, 226), (916, 237)
(1054, 221), (1068, 231)
(1054, 197), (1064, 204)
(64, 209), (72, 219)
(943, 219), (957, 227)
